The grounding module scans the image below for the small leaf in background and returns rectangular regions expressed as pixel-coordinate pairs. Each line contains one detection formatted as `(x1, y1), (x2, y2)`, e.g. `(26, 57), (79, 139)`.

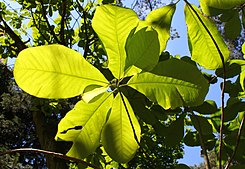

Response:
(14, 44), (108, 99)
(185, 4), (230, 70)
(164, 116), (184, 147)
(102, 93), (141, 163)
(191, 115), (213, 135)
(184, 131), (200, 147)
(55, 92), (113, 159)
(175, 164), (191, 169)
(192, 100), (218, 115)
(223, 11), (241, 39)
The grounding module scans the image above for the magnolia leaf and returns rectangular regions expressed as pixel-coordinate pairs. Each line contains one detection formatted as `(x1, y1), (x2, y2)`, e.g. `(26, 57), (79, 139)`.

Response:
(201, 0), (245, 9)
(92, 5), (139, 79)
(185, 4), (229, 70)
(102, 93), (141, 163)
(14, 45), (108, 98)
(127, 58), (209, 109)
(55, 92), (113, 159)
(145, 4), (176, 52)
(125, 27), (160, 72)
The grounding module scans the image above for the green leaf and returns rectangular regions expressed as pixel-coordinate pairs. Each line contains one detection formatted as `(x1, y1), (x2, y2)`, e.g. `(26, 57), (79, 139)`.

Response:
(164, 116), (184, 147)
(191, 115), (213, 135)
(145, 4), (176, 52)
(55, 92), (113, 159)
(14, 45), (108, 99)
(192, 100), (218, 114)
(224, 11), (241, 39)
(125, 27), (160, 73)
(185, 4), (230, 70)
(175, 164), (191, 169)
(92, 5), (139, 79)
(201, 0), (245, 9)
(184, 131), (200, 146)
(102, 93), (141, 163)
(200, 1), (225, 16)
(216, 59), (245, 79)
(127, 58), (209, 109)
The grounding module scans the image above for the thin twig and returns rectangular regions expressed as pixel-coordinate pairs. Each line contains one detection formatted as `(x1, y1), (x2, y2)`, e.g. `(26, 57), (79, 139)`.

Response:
(60, 0), (67, 45)
(0, 148), (99, 169)
(225, 115), (245, 169)
(193, 114), (211, 169)
(183, 1), (227, 169)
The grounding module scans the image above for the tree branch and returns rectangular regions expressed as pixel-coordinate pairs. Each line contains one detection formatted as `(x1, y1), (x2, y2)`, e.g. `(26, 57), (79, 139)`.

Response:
(40, 0), (61, 44)
(30, 10), (52, 44)
(225, 115), (245, 169)
(60, 0), (67, 45)
(0, 16), (27, 53)
(193, 114), (211, 169)
(0, 148), (99, 169)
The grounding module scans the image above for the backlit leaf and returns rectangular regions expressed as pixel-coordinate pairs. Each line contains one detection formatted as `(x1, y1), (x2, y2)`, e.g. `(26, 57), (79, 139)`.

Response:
(201, 0), (245, 9)
(125, 27), (160, 73)
(92, 5), (139, 79)
(145, 4), (176, 52)
(14, 45), (108, 98)
(185, 4), (229, 69)
(55, 92), (113, 159)
(127, 58), (209, 109)
(102, 93), (141, 163)
(224, 11), (241, 39)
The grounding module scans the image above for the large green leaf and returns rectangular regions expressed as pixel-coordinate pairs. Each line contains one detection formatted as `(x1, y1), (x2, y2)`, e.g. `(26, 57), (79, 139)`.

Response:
(55, 92), (113, 159)
(92, 5), (139, 79)
(127, 58), (209, 109)
(201, 0), (245, 9)
(185, 4), (230, 70)
(145, 4), (176, 52)
(125, 27), (160, 73)
(14, 45), (108, 98)
(101, 93), (141, 163)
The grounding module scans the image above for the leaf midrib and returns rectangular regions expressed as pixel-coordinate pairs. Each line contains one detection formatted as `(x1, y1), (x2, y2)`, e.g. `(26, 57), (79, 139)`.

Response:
(17, 68), (108, 85)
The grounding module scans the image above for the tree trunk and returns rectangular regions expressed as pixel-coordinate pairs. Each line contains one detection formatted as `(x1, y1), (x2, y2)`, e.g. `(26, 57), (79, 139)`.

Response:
(32, 111), (68, 169)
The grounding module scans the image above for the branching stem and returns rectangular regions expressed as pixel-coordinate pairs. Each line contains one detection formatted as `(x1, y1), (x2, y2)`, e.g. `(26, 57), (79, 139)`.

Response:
(225, 115), (245, 169)
(183, 1), (227, 169)
(0, 148), (99, 169)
